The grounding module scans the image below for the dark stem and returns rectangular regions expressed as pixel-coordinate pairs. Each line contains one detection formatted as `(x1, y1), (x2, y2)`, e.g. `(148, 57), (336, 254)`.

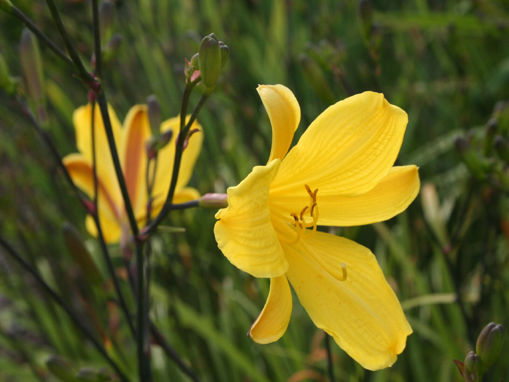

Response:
(0, 236), (130, 382)
(9, 5), (72, 66)
(91, 0), (102, 77)
(142, 89), (208, 237)
(91, 100), (136, 339)
(324, 333), (335, 382)
(45, 0), (94, 84)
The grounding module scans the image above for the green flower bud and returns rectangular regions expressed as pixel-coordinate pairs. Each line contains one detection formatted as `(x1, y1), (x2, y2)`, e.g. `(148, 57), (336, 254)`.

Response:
(476, 322), (504, 371)
(190, 53), (200, 70)
(19, 28), (46, 121)
(46, 355), (76, 382)
(199, 33), (222, 90)
(99, 0), (114, 43)
(463, 351), (481, 382)
(0, 0), (13, 13)
(146, 94), (161, 136)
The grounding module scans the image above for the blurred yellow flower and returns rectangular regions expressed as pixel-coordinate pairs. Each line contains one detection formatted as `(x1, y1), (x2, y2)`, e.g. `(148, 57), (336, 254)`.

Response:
(64, 104), (202, 243)
(214, 85), (420, 370)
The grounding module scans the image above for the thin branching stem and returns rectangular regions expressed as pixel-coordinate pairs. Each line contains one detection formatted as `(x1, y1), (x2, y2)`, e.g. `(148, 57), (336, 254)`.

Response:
(0, 236), (130, 382)
(142, 86), (208, 237)
(7, 5), (72, 66)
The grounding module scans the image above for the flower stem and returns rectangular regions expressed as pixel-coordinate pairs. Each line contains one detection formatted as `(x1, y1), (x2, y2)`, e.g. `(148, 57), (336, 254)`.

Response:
(0, 236), (130, 382)
(91, 100), (136, 339)
(142, 86), (208, 237)
(325, 333), (335, 382)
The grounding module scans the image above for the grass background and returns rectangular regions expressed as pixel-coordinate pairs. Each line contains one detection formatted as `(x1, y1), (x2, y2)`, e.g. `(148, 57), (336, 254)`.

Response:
(1, 0), (509, 381)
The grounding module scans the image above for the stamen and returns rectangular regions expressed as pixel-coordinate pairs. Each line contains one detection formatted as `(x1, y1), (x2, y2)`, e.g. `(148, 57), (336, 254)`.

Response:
(299, 206), (309, 221)
(289, 184), (320, 235)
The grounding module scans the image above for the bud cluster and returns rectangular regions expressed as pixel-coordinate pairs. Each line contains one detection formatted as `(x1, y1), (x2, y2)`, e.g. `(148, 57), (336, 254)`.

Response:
(186, 33), (229, 91)
(455, 322), (504, 382)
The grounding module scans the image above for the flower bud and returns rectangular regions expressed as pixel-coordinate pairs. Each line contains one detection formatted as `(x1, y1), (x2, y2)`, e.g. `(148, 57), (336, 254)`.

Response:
(476, 322), (504, 370)
(146, 94), (161, 136)
(19, 28), (46, 122)
(0, 0), (13, 13)
(146, 129), (173, 159)
(358, 0), (373, 40)
(99, 0), (114, 43)
(463, 351), (481, 382)
(199, 193), (228, 208)
(199, 33), (222, 90)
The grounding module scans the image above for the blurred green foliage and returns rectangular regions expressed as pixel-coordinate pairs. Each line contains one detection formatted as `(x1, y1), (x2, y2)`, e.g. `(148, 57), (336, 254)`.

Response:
(1, 0), (509, 381)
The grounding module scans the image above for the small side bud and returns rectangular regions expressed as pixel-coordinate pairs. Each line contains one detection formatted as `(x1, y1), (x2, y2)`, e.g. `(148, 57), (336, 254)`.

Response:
(146, 129), (173, 159)
(99, 0), (114, 43)
(199, 33), (222, 90)
(476, 322), (504, 371)
(199, 193), (228, 209)
(19, 28), (46, 122)
(146, 94), (161, 136)
(463, 351), (481, 382)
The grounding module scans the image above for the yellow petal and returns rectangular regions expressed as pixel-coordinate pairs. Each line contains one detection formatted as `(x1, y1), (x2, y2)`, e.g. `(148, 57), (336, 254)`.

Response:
(73, 103), (122, 197)
(271, 166), (420, 227)
(272, 92), (408, 196)
(214, 160), (288, 278)
(120, 105), (151, 217)
(249, 275), (292, 344)
(285, 230), (412, 370)
(173, 187), (200, 203)
(257, 84), (301, 162)
(85, 214), (121, 244)
(152, 116), (203, 203)
(63, 153), (121, 223)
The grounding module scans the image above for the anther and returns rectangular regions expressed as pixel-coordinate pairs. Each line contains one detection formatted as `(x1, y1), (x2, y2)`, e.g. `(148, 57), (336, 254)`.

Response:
(338, 263), (347, 281)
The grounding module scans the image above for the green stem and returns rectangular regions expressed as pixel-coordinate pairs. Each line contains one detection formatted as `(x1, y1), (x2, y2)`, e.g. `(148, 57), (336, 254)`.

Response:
(0, 236), (130, 382)
(324, 333), (335, 382)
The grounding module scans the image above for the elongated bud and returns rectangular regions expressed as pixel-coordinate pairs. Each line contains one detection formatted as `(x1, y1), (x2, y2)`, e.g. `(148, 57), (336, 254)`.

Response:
(476, 322), (504, 371)
(0, 54), (18, 95)
(99, 0), (114, 43)
(199, 193), (228, 208)
(358, 0), (373, 40)
(146, 94), (161, 136)
(463, 351), (481, 382)
(0, 0), (13, 12)
(46, 355), (76, 382)
(19, 28), (46, 121)
(199, 33), (222, 90)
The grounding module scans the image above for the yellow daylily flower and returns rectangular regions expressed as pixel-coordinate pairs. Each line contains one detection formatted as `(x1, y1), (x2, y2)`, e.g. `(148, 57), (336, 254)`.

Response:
(214, 85), (420, 370)
(64, 103), (203, 243)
